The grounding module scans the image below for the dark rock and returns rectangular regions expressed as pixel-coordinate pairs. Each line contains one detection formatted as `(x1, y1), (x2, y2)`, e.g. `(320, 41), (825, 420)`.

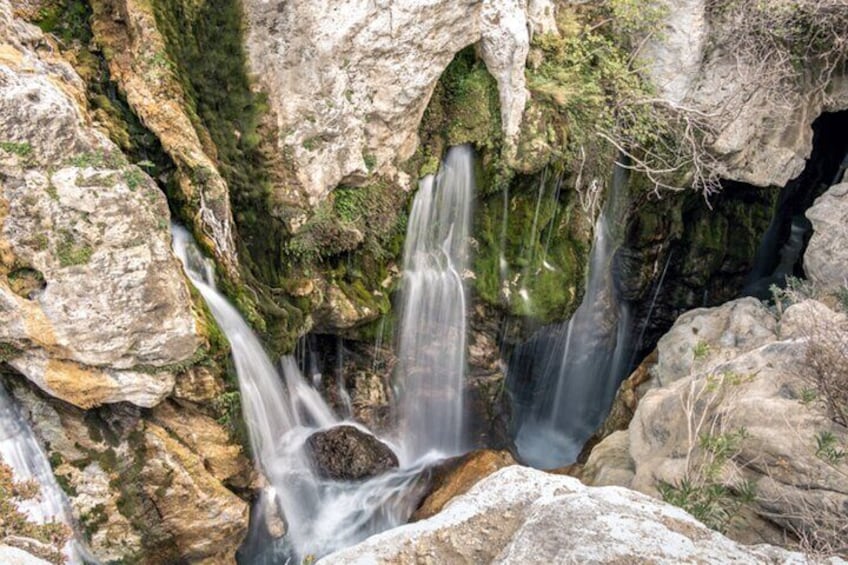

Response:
(306, 425), (399, 481)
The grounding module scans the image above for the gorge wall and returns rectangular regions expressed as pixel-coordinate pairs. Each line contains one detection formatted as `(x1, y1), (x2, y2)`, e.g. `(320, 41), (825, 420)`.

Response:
(2, 0), (848, 562)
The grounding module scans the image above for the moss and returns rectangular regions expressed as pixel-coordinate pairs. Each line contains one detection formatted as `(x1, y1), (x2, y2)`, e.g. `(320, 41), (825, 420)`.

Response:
(55, 230), (93, 267)
(474, 172), (589, 324)
(0, 141), (33, 157)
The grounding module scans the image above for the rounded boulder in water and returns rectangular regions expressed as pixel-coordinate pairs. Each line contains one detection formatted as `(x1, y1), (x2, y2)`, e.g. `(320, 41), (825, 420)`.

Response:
(306, 425), (399, 481)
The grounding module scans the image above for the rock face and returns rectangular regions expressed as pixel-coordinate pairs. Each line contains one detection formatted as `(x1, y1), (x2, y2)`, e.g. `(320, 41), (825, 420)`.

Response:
(413, 449), (515, 521)
(805, 182), (848, 288)
(0, 1), (200, 408)
(319, 465), (815, 564)
(89, 0), (240, 277)
(9, 381), (251, 563)
(644, 0), (848, 187)
(0, 546), (49, 565)
(585, 296), (848, 549)
(306, 425), (399, 480)
(242, 0), (555, 206)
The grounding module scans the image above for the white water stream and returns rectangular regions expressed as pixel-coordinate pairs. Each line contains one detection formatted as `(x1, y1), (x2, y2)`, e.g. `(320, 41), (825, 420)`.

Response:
(395, 144), (474, 461)
(172, 226), (435, 561)
(510, 165), (632, 469)
(0, 384), (86, 563)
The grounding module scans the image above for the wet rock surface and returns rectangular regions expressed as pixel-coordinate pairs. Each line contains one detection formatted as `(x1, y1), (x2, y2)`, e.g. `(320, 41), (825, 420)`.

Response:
(306, 425), (399, 481)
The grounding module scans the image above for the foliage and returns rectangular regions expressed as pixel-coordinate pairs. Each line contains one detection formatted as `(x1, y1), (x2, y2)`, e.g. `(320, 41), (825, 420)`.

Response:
(0, 141), (33, 158)
(56, 231), (93, 267)
(658, 372), (758, 534)
(814, 431), (846, 464)
(525, 3), (718, 196)
(0, 460), (70, 564)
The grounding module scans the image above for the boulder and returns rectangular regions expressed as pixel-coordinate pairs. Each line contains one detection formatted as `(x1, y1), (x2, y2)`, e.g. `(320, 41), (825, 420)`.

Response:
(586, 297), (848, 550)
(413, 449), (515, 521)
(319, 466), (819, 564)
(805, 183), (848, 289)
(306, 425), (399, 481)
(0, 1), (200, 409)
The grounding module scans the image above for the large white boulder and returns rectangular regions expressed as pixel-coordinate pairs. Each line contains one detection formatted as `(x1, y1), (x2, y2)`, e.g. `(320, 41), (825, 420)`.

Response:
(320, 465), (818, 564)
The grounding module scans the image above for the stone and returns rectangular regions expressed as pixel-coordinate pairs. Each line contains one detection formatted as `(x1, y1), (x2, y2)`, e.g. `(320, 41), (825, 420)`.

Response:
(0, 546), (50, 565)
(586, 297), (848, 549)
(0, 3), (201, 409)
(413, 449), (515, 520)
(804, 182), (848, 289)
(242, 0), (537, 206)
(306, 425), (399, 481)
(9, 382), (250, 563)
(642, 0), (848, 187)
(319, 466), (819, 564)
(89, 0), (240, 277)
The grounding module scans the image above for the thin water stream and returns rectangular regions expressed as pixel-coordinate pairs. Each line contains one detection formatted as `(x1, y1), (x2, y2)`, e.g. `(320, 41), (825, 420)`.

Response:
(509, 165), (632, 469)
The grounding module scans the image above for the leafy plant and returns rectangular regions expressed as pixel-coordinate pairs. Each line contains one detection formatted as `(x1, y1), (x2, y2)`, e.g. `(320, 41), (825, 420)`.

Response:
(815, 431), (846, 464)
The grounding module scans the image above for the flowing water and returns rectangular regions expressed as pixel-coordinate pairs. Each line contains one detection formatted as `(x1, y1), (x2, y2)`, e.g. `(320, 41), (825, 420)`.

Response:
(395, 144), (474, 461)
(509, 165), (632, 469)
(171, 226), (433, 561)
(0, 384), (87, 563)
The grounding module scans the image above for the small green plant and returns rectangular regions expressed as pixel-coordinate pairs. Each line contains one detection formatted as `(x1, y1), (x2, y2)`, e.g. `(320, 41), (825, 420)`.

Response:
(0, 141), (33, 157)
(693, 340), (711, 360)
(57, 231), (93, 267)
(815, 431), (846, 464)
(800, 387), (817, 404)
(123, 167), (146, 191)
(362, 151), (377, 172)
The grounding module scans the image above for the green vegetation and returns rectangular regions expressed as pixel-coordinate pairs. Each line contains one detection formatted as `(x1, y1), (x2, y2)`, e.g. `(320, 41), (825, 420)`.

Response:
(815, 431), (846, 464)
(473, 173), (588, 323)
(7, 267), (45, 298)
(693, 341), (711, 360)
(659, 427), (757, 533)
(0, 461), (70, 564)
(0, 141), (33, 158)
(57, 230), (93, 267)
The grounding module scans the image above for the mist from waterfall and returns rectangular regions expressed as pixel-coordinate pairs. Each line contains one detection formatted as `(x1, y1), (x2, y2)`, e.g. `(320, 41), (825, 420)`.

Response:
(171, 226), (431, 561)
(509, 165), (632, 469)
(395, 144), (474, 461)
(0, 384), (87, 564)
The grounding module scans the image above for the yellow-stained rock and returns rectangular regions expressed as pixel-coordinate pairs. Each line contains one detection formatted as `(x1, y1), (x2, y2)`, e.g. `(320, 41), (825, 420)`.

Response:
(413, 449), (516, 521)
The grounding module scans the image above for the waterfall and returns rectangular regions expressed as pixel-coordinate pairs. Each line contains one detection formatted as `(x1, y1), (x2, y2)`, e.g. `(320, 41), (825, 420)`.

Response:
(509, 165), (632, 469)
(395, 144), (475, 461)
(0, 384), (87, 563)
(171, 226), (430, 561)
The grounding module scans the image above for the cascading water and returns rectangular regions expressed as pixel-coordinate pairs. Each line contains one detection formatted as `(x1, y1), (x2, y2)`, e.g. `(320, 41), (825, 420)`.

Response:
(395, 144), (474, 461)
(171, 226), (432, 561)
(508, 165), (632, 469)
(0, 384), (87, 564)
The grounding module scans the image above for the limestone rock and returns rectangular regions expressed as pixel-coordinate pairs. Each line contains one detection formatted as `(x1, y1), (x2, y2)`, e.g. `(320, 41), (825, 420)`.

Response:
(89, 0), (240, 277)
(319, 465), (816, 564)
(0, 3), (200, 409)
(587, 297), (848, 550)
(141, 422), (249, 562)
(652, 297), (777, 387)
(805, 182), (848, 289)
(413, 449), (515, 521)
(643, 0), (848, 186)
(242, 0), (536, 204)
(0, 546), (50, 565)
(9, 382), (250, 563)
(306, 425), (399, 481)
